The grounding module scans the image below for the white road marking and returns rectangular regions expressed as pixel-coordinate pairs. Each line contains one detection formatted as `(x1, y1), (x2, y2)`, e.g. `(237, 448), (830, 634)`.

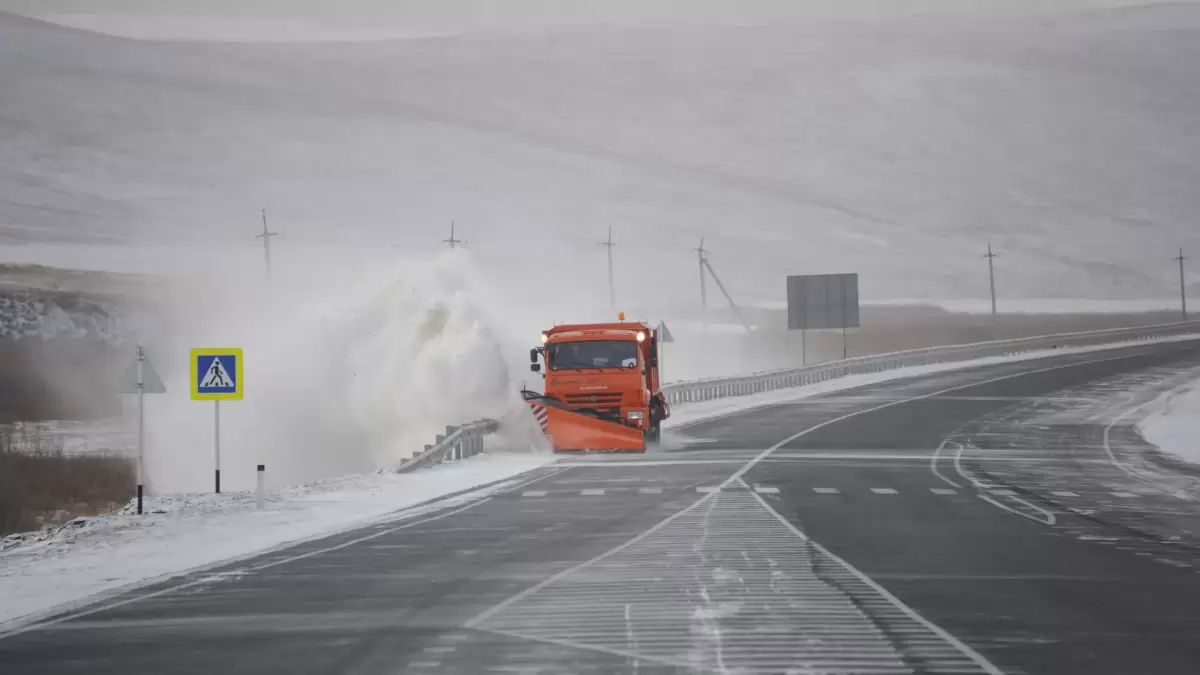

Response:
(930, 488), (958, 495)
(1111, 491), (1140, 498)
(754, 486), (780, 494)
(978, 495), (1056, 526)
(871, 488), (899, 495)
(696, 486), (721, 493)
(989, 489), (1018, 497)
(1051, 491), (1080, 497)
(637, 487), (663, 494)
(930, 440), (965, 488)
(813, 487), (841, 494)
(521, 491), (548, 498)
(580, 489), (606, 496)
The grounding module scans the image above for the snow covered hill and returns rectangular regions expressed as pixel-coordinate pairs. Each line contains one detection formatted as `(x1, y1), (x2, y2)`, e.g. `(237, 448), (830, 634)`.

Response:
(2, 5), (1198, 308)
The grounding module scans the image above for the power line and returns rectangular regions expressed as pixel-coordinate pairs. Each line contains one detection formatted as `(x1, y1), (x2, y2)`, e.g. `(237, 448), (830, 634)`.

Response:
(443, 221), (466, 249)
(1175, 248), (1188, 320)
(985, 242), (999, 338)
(255, 208), (280, 277)
(694, 238), (709, 331)
(599, 226), (616, 310)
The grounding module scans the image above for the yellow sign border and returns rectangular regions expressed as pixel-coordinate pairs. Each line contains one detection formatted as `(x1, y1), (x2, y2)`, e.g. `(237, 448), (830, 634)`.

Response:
(190, 347), (244, 401)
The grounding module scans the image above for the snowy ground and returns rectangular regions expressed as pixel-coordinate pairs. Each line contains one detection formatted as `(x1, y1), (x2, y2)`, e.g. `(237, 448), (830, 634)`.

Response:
(1139, 378), (1200, 466)
(0, 453), (552, 630)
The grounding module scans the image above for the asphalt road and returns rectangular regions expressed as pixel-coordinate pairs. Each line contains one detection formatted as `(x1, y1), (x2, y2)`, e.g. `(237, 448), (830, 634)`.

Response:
(5, 340), (1200, 674)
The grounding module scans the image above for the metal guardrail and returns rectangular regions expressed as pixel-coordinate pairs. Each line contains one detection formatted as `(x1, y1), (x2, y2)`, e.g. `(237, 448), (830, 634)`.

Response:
(396, 419), (499, 473)
(396, 321), (1200, 470)
(661, 320), (1200, 406)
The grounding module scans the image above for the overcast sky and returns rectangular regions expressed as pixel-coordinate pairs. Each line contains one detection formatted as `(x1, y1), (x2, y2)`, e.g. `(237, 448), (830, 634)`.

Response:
(3, 0), (1193, 39)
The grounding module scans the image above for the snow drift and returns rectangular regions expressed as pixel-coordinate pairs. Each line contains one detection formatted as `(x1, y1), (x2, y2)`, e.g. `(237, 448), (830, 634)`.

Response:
(1139, 377), (1200, 467)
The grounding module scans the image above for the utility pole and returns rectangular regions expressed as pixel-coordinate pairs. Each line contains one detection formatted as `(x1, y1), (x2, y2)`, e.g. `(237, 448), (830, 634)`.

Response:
(695, 238), (709, 331)
(255, 209), (280, 277)
(443, 221), (465, 250)
(985, 242), (999, 338)
(1176, 248), (1189, 320)
(599, 226), (616, 310)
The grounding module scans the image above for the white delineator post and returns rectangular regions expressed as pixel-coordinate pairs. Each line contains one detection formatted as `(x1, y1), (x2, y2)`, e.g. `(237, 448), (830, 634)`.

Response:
(256, 464), (265, 509)
(214, 400), (221, 494)
(136, 345), (145, 515)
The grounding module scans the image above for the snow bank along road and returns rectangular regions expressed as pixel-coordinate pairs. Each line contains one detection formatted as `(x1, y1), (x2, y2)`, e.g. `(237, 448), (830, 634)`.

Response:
(4, 339), (1200, 675)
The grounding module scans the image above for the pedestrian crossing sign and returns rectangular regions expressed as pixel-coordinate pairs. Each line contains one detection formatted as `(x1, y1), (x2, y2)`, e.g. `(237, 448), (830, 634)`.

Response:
(191, 348), (243, 400)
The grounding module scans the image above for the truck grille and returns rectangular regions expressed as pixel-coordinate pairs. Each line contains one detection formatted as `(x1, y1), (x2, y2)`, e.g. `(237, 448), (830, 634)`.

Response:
(566, 393), (624, 406)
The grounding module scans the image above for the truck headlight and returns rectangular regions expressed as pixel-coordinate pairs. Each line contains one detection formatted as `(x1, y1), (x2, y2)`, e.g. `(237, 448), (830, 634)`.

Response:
(627, 411), (644, 420)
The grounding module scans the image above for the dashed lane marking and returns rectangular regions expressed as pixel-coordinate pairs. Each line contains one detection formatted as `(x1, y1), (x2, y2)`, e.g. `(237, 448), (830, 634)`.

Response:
(1051, 491), (1080, 497)
(754, 486), (780, 494)
(871, 488), (899, 495)
(521, 491), (547, 498)
(579, 489), (605, 496)
(930, 488), (958, 495)
(637, 487), (662, 494)
(1111, 491), (1140, 498)
(814, 487), (841, 494)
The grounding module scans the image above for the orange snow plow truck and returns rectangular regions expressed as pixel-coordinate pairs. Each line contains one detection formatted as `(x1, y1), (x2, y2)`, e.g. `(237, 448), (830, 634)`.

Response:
(523, 317), (670, 452)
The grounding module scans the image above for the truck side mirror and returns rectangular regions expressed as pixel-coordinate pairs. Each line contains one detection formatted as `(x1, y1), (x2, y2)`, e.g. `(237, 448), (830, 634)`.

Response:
(648, 355), (658, 368)
(648, 340), (659, 367)
(530, 348), (539, 364)
(530, 363), (542, 373)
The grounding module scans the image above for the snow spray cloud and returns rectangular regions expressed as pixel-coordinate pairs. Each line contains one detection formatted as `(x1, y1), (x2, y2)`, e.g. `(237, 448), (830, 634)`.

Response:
(139, 247), (544, 494)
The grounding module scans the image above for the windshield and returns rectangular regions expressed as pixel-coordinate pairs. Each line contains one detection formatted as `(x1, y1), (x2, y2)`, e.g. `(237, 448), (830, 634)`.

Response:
(548, 340), (639, 371)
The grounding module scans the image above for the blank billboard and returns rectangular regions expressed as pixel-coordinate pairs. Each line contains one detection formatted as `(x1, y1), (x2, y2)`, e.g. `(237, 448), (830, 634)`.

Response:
(787, 273), (860, 330)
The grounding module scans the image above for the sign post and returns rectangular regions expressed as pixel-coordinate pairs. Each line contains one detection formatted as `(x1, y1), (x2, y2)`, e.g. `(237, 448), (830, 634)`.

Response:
(191, 348), (244, 494)
(117, 345), (166, 515)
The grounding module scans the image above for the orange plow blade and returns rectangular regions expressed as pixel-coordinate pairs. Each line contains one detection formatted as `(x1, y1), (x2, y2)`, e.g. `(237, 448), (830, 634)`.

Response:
(527, 399), (646, 452)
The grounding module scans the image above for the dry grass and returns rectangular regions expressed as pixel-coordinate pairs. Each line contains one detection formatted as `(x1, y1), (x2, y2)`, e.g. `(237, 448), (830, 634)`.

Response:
(0, 425), (133, 537)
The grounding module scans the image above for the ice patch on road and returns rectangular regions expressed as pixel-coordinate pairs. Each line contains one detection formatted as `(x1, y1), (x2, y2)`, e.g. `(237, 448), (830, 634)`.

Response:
(0, 453), (552, 630)
(1139, 378), (1200, 466)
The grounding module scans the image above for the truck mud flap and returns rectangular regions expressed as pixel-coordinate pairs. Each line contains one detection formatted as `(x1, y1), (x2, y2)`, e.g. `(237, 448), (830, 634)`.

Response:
(527, 400), (646, 452)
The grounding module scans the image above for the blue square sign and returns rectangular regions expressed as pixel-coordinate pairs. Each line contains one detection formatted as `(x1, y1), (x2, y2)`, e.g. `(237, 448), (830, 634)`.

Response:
(191, 348), (243, 400)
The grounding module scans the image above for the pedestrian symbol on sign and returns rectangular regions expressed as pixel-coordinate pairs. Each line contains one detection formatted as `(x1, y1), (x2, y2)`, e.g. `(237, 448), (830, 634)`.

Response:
(202, 357), (233, 388)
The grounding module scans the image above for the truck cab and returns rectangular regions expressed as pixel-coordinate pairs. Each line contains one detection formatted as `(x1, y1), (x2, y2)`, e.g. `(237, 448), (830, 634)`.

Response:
(528, 320), (669, 450)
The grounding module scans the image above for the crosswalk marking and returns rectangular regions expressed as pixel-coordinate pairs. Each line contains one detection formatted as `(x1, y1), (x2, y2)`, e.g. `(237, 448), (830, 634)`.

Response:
(470, 490), (998, 673)
(520, 490), (547, 498)
(870, 488), (898, 495)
